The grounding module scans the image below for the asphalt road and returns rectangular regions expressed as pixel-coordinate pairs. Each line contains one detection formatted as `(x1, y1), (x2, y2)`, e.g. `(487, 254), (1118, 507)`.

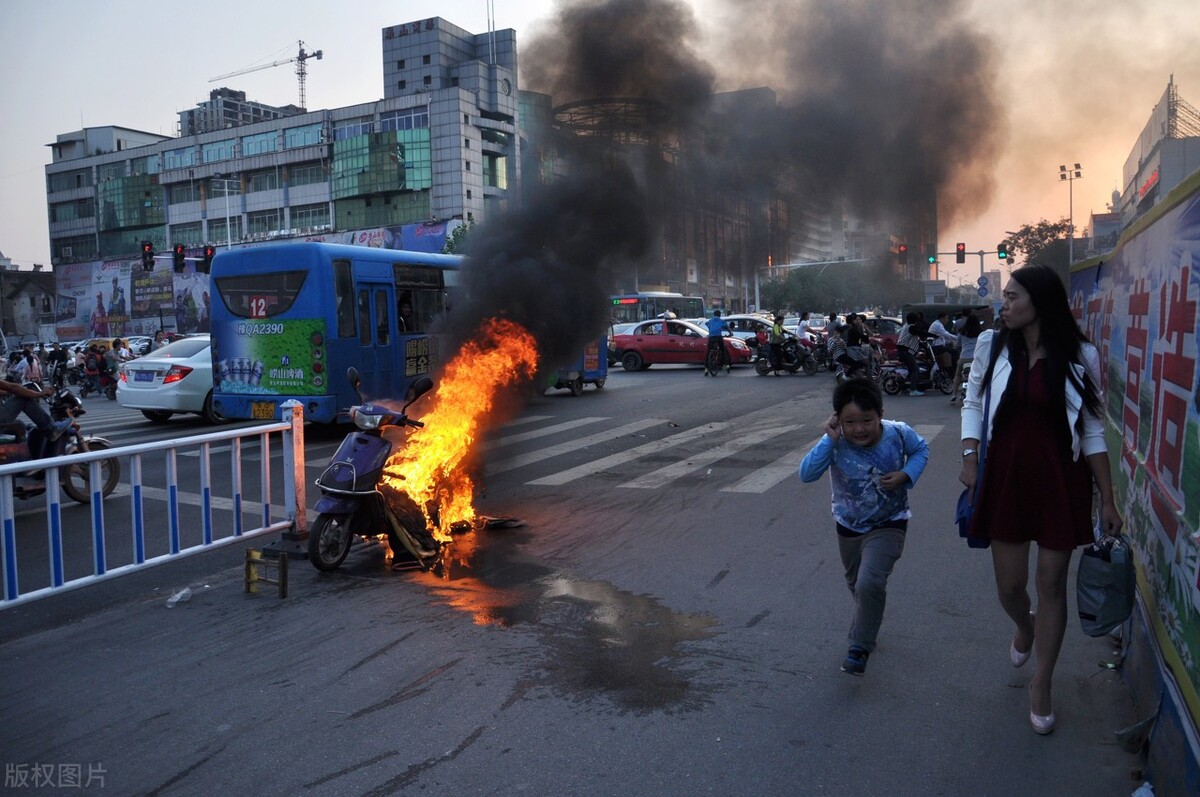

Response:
(0, 366), (1139, 796)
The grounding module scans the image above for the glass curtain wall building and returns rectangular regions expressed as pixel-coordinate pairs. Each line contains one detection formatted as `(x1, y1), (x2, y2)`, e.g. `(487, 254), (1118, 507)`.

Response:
(43, 17), (519, 266)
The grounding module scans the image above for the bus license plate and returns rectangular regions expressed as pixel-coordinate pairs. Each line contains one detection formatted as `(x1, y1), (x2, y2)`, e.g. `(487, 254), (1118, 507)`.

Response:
(251, 402), (276, 420)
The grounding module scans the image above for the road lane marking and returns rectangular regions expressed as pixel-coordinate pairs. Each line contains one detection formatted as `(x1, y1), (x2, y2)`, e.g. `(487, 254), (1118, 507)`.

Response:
(622, 425), (798, 489)
(721, 442), (811, 494)
(485, 417), (609, 450)
(488, 418), (665, 476)
(525, 420), (731, 486)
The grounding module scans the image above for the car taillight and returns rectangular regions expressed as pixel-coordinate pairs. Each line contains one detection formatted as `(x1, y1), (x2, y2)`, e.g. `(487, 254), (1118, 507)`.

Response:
(162, 365), (193, 384)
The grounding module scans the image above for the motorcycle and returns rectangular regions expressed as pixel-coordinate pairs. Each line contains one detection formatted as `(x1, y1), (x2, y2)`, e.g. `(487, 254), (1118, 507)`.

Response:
(79, 369), (118, 400)
(753, 336), (816, 376)
(880, 339), (954, 396)
(64, 362), (84, 387)
(833, 341), (883, 383)
(0, 388), (121, 503)
(307, 369), (442, 572)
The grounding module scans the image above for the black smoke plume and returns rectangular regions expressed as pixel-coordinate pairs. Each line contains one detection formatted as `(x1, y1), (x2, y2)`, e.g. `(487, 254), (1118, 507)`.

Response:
(444, 0), (1002, 369)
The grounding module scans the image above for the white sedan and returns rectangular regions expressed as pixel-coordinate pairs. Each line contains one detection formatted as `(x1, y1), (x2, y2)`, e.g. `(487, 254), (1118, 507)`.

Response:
(116, 335), (222, 423)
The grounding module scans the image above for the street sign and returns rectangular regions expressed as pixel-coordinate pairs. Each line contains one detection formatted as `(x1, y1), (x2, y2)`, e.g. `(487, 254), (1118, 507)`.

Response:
(978, 286), (989, 297)
(977, 276), (989, 287)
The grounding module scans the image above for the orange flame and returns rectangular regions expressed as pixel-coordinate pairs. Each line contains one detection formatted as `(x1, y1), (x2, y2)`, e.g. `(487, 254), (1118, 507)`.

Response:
(379, 318), (538, 541)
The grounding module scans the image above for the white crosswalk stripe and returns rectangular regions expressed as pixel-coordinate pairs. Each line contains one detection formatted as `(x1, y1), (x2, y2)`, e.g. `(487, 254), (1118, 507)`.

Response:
(486, 417), (609, 449)
(621, 425), (799, 489)
(487, 418), (664, 476)
(525, 420), (733, 486)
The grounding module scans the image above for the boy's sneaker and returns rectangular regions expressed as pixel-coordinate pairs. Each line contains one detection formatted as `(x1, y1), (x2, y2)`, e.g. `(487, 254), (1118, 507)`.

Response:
(49, 418), (74, 440)
(908, 390), (925, 397)
(840, 646), (869, 676)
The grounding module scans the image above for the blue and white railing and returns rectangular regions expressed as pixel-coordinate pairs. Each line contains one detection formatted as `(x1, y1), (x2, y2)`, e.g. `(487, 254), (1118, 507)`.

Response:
(0, 401), (307, 608)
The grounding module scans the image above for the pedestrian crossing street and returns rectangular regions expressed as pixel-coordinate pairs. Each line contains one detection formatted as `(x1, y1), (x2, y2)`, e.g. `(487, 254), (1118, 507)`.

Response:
(86, 401), (947, 496)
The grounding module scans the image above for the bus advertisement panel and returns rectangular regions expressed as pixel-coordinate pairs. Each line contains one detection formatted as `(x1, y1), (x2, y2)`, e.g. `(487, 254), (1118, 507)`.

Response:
(210, 242), (459, 423)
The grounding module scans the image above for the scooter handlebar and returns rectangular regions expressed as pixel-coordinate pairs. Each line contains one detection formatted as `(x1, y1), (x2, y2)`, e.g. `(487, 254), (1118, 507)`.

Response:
(406, 419), (425, 428)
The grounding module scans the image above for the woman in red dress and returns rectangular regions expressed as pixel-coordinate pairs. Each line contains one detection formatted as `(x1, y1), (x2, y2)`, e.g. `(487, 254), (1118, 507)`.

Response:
(958, 264), (1122, 735)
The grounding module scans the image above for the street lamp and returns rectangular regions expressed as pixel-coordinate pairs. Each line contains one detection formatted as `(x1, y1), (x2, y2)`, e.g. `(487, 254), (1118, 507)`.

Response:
(1059, 163), (1082, 264)
(211, 175), (241, 250)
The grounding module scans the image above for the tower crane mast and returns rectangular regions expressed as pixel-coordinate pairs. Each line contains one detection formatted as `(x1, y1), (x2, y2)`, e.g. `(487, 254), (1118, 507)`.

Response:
(209, 40), (323, 109)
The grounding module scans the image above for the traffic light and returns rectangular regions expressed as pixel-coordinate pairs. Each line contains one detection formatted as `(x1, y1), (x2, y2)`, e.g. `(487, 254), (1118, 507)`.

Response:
(897, 243), (908, 265)
(140, 241), (154, 271)
(198, 244), (216, 274)
(956, 242), (966, 264)
(998, 242), (1009, 261)
(173, 243), (187, 272)
(926, 244), (936, 265)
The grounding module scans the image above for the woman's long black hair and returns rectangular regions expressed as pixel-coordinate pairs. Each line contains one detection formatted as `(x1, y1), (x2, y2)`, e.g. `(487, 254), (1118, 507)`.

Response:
(982, 264), (1102, 424)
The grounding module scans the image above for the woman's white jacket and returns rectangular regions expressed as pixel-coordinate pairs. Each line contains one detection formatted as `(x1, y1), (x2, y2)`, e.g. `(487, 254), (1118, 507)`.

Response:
(960, 329), (1107, 461)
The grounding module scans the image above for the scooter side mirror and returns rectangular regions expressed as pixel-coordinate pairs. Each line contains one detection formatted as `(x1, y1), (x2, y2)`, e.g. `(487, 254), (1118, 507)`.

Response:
(346, 367), (360, 389)
(403, 376), (434, 409)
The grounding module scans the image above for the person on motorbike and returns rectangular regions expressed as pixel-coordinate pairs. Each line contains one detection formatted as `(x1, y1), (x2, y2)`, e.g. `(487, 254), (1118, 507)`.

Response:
(82, 345), (104, 395)
(769, 314), (787, 375)
(46, 343), (70, 388)
(0, 380), (73, 443)
(895, 313), (927, 397)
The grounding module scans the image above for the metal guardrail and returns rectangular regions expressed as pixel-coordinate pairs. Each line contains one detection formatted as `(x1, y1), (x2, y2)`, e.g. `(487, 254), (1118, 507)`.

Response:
(0, 401), (307, 608)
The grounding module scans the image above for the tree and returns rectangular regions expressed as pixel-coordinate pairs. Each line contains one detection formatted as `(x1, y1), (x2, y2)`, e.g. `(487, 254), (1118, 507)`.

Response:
(441, 219), (475, 255)
(1002, 218), (1071, 278)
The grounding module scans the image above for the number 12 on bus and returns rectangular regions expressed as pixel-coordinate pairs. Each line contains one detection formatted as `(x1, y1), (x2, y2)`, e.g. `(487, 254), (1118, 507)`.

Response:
(209, 242), (460, 423)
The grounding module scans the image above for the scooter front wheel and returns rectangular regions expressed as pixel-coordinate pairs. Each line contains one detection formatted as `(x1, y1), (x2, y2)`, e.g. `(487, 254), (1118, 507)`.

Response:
(308, 513), (354, 571)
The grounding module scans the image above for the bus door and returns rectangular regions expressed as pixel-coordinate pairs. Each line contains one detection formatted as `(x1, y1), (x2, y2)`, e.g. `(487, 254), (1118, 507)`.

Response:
(355, 281), (396, 398)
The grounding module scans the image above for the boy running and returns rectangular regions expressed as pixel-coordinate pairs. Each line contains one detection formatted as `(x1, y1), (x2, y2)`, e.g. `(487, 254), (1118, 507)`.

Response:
(800, 377), (929, 675)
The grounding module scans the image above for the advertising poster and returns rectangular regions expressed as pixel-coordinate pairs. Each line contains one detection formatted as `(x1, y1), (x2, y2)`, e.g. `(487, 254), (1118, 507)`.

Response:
(212, 318), (327, 397)
(1070, 186), (1200, 716)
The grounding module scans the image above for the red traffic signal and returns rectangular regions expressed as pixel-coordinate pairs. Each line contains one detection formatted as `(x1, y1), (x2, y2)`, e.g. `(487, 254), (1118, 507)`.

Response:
(198, 244), (216, 274)
(140, 241), (154, 270)
(955, 242), (966, 264)
(173, 243), (187, 272)
(897, 243), (909, 264)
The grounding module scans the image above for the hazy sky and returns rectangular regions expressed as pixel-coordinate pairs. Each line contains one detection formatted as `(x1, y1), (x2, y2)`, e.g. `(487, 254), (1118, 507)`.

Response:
(2, 0), (1197, 288)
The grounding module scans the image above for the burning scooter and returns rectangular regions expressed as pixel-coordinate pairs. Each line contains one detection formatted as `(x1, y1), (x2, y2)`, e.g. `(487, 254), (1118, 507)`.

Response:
(308, 370), (442, 571)
(308, 318), (540, 573)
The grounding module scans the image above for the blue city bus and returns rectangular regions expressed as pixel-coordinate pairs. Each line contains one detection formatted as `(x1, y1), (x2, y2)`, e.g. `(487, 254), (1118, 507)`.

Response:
(209, 242), (461, 423)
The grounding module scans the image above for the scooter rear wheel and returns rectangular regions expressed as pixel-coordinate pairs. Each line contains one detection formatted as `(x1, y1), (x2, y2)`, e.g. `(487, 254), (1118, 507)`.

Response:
(308, 513), (354, 571)
(880, 372), (904, 396)
(61, 440), (121, 504)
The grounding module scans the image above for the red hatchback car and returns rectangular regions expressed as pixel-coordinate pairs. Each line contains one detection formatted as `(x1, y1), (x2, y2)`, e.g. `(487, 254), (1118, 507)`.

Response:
(610, 319), (753, 371)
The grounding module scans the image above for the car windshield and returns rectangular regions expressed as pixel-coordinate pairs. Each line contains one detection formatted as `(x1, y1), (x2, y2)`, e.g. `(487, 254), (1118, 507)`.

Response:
(150, 337), (210, 358)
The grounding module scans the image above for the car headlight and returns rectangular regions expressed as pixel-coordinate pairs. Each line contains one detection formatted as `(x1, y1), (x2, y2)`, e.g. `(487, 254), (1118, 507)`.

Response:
(729, 339), (749, 350)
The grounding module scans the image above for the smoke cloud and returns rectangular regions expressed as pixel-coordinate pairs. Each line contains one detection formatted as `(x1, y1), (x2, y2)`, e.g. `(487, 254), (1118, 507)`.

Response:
(446, 0), (1003, 371)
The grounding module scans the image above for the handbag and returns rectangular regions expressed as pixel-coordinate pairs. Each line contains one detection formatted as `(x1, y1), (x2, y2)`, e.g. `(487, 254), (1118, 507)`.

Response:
(1077, 532), (1136, 636)
(955, 381), (991, 548)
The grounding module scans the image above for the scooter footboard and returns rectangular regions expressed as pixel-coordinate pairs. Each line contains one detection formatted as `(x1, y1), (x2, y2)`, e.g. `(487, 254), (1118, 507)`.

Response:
(314, 494), (365, 515)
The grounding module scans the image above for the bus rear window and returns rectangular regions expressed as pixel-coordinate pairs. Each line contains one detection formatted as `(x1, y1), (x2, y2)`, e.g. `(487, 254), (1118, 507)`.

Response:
(214, 271), (309, 318)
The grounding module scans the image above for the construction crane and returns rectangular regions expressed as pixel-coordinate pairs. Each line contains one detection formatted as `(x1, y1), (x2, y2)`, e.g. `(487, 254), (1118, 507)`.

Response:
(209, 41), (323, 109)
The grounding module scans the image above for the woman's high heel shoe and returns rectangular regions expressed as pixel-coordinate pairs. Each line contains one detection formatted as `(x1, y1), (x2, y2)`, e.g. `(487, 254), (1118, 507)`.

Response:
(1029, 710), (1056, 735)
(1029, 684), (1055, 734)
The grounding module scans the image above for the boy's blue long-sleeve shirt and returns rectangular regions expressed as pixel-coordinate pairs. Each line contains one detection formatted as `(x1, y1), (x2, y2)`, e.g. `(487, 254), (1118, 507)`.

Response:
(799, 420), (929, 533)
